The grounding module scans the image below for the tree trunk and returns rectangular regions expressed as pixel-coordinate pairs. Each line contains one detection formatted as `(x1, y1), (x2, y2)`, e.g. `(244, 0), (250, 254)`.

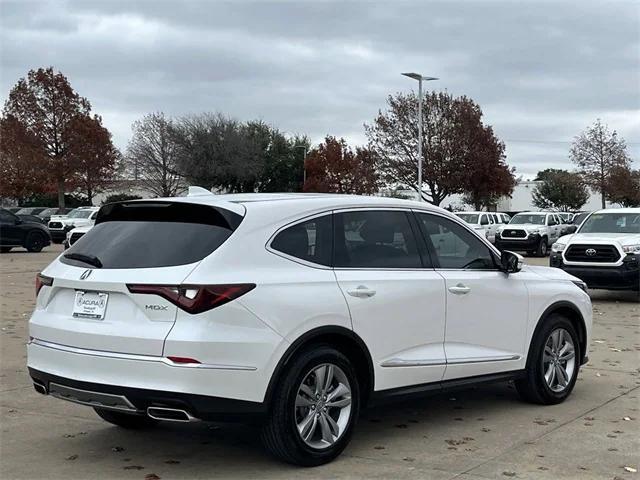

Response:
(87, 185), (93, 205)
(601, 191), (606, 209)
(57, 178), (65, 209)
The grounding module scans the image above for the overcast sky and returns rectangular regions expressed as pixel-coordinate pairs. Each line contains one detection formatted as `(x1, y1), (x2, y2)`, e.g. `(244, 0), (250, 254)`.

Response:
(1, 0), (638, 179)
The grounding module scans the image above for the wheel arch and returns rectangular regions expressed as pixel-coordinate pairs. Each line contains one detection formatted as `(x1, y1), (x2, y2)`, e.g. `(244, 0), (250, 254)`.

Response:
(264, 326), (374, 408)
(527, 301), (587, 367)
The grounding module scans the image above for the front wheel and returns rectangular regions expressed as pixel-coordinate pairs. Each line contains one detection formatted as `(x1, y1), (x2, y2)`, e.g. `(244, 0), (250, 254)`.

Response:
(261, 346), (360, 466)
(535, 237), (548, 257)
(516, 314), (581, 405)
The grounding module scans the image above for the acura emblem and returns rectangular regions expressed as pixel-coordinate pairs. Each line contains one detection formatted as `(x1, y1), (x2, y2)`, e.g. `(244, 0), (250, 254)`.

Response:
(585, 248), (597, 256)
(80, 269), (92, 280)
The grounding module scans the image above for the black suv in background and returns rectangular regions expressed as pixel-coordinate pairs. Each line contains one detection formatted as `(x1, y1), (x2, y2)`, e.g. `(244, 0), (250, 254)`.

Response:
(0, 208), (51, 253)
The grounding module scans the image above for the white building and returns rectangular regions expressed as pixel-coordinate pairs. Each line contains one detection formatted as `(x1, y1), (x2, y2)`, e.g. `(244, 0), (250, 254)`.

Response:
(380, 180), (612, 212)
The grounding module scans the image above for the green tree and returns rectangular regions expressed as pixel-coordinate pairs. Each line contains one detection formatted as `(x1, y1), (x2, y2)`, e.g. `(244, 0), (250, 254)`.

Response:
(531, 170), (589, 211)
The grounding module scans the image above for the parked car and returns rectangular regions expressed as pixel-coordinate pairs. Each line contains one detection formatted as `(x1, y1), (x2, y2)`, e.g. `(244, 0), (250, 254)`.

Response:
(454, 211), (498, 242)
(38, 207), (72, 224)
(47, 206), (99, 243)
(17, 214), (46, 224)
(63, 224), (93, 249)
(15, 207), (48, 216)
(28, 194), (592, 466)
(4, 206), (22, 213)
(550, 208), (640, 291)
(495, 211), (563, 256)
(0, 208), (51, 253)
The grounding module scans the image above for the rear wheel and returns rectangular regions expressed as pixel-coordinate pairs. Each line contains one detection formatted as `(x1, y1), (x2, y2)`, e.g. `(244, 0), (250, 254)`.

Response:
(25, 232), (46, 252)
(261, 346), (360, 466)
(94, 408), (158, 429)
(516, 314), (580, 405)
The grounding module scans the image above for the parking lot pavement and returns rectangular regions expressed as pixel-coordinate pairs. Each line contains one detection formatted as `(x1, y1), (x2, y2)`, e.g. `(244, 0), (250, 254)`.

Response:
(0, 245), (638, 480)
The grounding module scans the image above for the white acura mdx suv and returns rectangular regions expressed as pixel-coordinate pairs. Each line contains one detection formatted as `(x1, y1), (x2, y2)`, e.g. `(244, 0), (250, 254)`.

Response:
(28, 193), (592, 466)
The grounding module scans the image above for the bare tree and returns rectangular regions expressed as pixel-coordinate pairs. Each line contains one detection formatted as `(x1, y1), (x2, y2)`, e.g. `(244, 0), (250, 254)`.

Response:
(570, 119), (631, 208)
(126, 112), (183, 197)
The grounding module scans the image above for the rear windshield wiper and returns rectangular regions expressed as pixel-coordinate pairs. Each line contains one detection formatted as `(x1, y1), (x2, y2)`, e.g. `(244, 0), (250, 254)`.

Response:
(63, 252), (103, 268)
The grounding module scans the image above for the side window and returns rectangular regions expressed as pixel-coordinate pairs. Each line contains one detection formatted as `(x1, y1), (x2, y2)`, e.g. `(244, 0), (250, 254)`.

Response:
(90, 211), (98, 220)
(480, 214), (489, 225)
(333, 210), (423, 268)
(547, 215), (556, 226)
(271, 214), (333, 266)
(416, 213), (496, 270)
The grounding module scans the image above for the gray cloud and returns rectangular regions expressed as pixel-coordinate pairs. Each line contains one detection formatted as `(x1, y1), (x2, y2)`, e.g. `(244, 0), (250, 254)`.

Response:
(1, 0), (638, 178)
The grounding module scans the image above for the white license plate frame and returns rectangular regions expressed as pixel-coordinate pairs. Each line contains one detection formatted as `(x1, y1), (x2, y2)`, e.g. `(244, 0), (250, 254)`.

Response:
(72, 291), (109, 319)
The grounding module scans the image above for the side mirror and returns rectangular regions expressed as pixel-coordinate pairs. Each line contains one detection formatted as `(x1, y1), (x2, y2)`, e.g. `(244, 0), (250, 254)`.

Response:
(500, 250), (523, 274)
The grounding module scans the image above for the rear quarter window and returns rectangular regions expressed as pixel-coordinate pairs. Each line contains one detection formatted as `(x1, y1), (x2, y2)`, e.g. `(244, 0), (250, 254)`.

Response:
(61, 202), (242, 269)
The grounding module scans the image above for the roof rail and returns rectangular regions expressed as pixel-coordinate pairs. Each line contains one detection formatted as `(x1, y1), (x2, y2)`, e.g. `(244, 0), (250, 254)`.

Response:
(187, 186), (213, 197)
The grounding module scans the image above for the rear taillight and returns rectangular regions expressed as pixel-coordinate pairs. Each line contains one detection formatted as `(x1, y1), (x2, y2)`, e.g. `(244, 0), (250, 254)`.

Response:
(126, 284), (256, 314)
(35, 273), (53, 297)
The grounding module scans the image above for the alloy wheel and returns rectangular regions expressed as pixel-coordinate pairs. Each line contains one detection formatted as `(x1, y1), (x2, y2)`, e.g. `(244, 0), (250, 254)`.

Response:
(542, 328), (576, 392)
(294, 363), (352, 449)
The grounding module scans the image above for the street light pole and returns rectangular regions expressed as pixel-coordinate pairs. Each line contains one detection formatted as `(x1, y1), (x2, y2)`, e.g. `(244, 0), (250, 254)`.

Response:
(296, 145), (308, 188)
(402, 73), (438, 201)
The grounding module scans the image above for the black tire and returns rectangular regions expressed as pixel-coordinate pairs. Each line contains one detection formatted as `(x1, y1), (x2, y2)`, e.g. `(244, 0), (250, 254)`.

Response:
(516, 314), (581, 405)
(25, 232), (46, 252)
(0, 247), (12, 253)
(535, 237), (548, 257)
(94, 408), (158, 429)
(261, 345), (360, 466)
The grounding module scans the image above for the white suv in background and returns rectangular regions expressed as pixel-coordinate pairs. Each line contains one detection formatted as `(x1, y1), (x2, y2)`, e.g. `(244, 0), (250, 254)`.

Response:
(550, 208), (640, 291)
(496, 211), (563, 256)
(28, 194), (591, 466)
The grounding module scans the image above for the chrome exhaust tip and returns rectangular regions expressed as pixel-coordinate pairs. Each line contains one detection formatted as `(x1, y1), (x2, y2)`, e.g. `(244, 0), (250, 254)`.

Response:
(33, 381), (47, 395)
(146, 406), (198, 423)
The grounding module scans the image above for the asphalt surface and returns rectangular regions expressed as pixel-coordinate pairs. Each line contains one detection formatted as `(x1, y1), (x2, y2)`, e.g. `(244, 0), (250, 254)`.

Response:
(0, 244), (638, 479)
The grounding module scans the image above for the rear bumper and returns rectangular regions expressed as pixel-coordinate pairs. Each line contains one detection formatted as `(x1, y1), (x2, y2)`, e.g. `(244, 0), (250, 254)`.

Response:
(495, 234), (540, 252)
(27, 340), (271, 416)
(550, 253), (640, 290)
(29, 368), (265, 421)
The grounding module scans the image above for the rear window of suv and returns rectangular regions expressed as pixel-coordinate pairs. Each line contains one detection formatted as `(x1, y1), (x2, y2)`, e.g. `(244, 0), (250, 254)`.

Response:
(61, 202), (243, 269)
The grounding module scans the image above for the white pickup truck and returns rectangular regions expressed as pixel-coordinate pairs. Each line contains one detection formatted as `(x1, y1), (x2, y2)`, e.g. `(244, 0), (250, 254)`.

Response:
(48, 207), (99, 244)
(550, 208), (640, 291)
(454, 212), (498, 243)
(495, 211), (564, 256)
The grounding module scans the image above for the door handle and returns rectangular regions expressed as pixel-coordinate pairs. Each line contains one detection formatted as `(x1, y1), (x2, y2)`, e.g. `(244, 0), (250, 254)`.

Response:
(347, 286), (377, 298)
(448, 283), (471, 295)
